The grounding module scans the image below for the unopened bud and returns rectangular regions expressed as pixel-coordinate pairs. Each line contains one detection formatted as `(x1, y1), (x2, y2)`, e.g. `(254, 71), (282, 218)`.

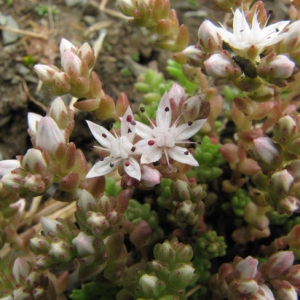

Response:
(182, 45), (206, 67)
(273, 115), (298, 145)
(49, 240), (72, 262)
(22, 149), (47, 174)
(72, 232), (95, 257)
(61, 49), (82, 76)
(252, 137), (281, 165)
(59, 38), (76, 55)
(139, 274), (165, 297)
(198, 20), (222, 53)
(204, 52), (241, 79)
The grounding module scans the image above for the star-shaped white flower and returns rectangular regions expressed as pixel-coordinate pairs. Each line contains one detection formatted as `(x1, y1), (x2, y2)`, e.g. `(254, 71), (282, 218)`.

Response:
(134, 85), (206, 167)
(86, 107), (141, 180)
(217, 9), (289, 60)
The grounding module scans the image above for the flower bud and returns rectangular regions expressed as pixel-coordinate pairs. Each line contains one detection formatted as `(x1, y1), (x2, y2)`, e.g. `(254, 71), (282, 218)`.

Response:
(49, 97), (68, 126)
(198, 20), (222, 53)
(278, 196), (300, 214)
(263, 251), (294, 279)
(117, 0), (136, 16)
(140, 165), (161, 187)
(49, 240), (72, 262)
(269, 170), (294, 198)
(78, 42), (95, 69)
(22, 149), (47, 174)
(252, 137), (281, 165)
(233, 256), (258, 280)
(204, 52), (241, 79)
(169, 264), (196, 289)
(27, 112), (42, 135)
(182, 45), (206, 67)
(12, 258), (31, 283)
(61, 49), (82, 76)
(276, 281), (297, 300)
(41, 217), (61, 237)
(34, 64), (57, 83)
(258, 54), (295, 79)
(72, 232), (95, 257)
(281, 21), (300, 53)
(273, 115), (298, 145)
(139, 274), (165, 297)
(36, 116), (65, 155)
(154, 240), (176, 266)
(59, 38), (76, 56)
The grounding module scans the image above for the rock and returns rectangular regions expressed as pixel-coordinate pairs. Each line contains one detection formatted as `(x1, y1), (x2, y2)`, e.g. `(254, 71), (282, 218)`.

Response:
(0, 13), (20, 44)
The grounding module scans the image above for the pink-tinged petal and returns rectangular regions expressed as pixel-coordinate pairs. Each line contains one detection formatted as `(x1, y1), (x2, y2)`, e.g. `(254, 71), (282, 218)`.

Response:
(86, 157), (121, 178)
(135, 121), (153, 139)
(175, 119), (207, 140)
(123, 157), (141, 180)
(156, 90), (172, 128)
(86, 120), (115, 148)
(0, 160), (20, 177)
(167, 83), (185, 108)
(34, 64), (56, 81)
(59, 38), (76, 56)
(167, 146), (199, 166)
(27, 112), (43, 134)
(61, 49), (81, 75)
(121, 106), (135, 141)
(36, 117), (65, 155)
(234, 256), (258, 280)
(134, 139), (155, 155)
(140, 165), (161, 187)
(140, 146), (163, 164)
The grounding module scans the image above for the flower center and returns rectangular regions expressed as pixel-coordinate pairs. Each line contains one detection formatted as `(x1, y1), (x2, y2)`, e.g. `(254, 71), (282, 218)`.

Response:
(152, 126), (176, 148)
(110, 136), (133, 159)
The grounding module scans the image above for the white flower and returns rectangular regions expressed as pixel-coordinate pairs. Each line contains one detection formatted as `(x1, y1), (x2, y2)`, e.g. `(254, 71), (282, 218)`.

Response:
(217, 9), (289, 60)
(134, 85), (206, 167)
(86, 106), (141, 180)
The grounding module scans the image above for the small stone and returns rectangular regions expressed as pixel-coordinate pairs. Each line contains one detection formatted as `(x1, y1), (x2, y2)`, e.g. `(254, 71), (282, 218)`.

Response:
(0, 13), (20, 44)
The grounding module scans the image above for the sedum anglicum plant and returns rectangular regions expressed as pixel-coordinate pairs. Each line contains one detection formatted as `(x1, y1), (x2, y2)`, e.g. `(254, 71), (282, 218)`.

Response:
(1, 0), (300, 299)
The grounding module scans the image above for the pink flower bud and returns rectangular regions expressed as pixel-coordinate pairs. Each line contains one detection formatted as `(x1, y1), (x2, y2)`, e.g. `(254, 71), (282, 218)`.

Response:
(204, 52), (241, 78)
(198, 20), (222, 53)
(41, 217), (61, 237)
(232, 256), (258, 280)
(252, 137), (280, 165)
(278, 196), (300, 214)
(273, 115), (297, 145)
(34, 64), (57, 82)
(258, 54), (295, 79)
(12, 258), (31, 283)
(61, 49), (82, 76)
(263, 251), (294, 279)
(140, 165), (161, 187)
(59, 38), (76, 56)
(36, 116), (65, 155)
(117, 0), (136, 16)
(49, 97), (68, 123)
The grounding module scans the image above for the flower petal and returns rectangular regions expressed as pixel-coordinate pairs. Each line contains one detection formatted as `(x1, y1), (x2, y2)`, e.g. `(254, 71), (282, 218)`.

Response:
(175, 119), (206, 141)
(28, 112), (43, 134)
(135, 121), (153, 139)
(0, 160), (20, 177)
(86, 120), (115, 148)
(121, 106), (135, 141)
(140, 146), (163, 164)
(86, 157), (121, 178)
(123, 157), (141, 180)
(156, 89), (172, 128)
(167, 146), (199, 166)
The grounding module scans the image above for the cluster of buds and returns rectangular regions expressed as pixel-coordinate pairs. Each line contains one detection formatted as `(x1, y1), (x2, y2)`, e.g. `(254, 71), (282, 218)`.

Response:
(194, 230), (227, 259)
(250, 115), (300, 214)
(30, 189), (131, 282)
(0, 97), (88, 199)
(117, 0), (189, 52)
(118, 238), (197, 299)
(34, 38), (102, 99)
(1, 258), (59, 299)
(209, 251), (300, 300)
(158, 178), (206, 226)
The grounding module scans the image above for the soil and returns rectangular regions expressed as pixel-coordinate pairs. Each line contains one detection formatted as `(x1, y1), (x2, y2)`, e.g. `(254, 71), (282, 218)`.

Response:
(0, 0), (285, 161)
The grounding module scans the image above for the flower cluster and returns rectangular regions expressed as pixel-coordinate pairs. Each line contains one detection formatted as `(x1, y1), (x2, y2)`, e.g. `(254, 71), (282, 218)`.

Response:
(86, 83), (207, 185)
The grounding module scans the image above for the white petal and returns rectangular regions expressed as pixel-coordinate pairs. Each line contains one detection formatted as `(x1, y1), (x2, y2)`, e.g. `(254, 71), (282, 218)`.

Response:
(86, 157), (121, 178)
(86, 120), (115, 148)
(60, 38), (76, 55)
(140, 146), (163, 164)
(175, 119), (206, 141)
(135, 121), (153, 139)
(167, 146), (199, 166)
(27, 112), (43, 134)
(120, 106), (135, 141)
(123, 157), (141, 180)
(36, 117), (65, 155)
(0, 160), (20, 177)
(156, 90), (172, 128)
